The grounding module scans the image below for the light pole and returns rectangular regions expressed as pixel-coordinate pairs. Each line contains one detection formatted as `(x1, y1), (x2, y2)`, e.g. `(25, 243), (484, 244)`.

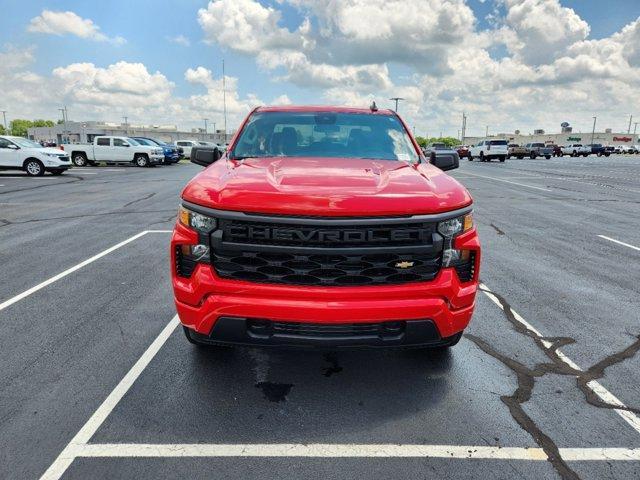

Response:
(634, 122), (638, 137)
(222, 59), (227, 137)
(628, 114), (633, 134)
(58, 108), (68, 143)
(485, 125), (489, 137)
(591, 116), (597, 145)
(461, 112), (467, 143)
(389, 97), (404, 112)
(1, 110), (7, 133)
(203, 118), (209, 141)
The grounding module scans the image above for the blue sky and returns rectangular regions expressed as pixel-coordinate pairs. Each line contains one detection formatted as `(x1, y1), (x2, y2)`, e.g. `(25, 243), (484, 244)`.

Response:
(1, 0), (639, 135)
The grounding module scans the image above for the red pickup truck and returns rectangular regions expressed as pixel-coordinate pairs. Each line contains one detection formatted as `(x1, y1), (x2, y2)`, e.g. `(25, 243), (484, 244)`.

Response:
(171, 106), (480, 351)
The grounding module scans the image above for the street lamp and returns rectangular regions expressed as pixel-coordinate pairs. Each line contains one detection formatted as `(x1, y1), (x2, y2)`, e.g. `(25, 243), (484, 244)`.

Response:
(389, 97), (404, 112)
(591, 116), (597, 145)
(628, 114), (633, 134)
(203, 118), (209, 141)
(0, 110), (7, 133)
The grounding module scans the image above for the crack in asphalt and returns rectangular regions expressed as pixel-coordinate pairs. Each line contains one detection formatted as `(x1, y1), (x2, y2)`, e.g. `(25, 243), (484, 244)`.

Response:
(0, 175), (84, 195)
(467, 285), (640, 479)
(489, 223), (506, 236)
(121, 192), (157, 209)
(0, 209), (175, 228)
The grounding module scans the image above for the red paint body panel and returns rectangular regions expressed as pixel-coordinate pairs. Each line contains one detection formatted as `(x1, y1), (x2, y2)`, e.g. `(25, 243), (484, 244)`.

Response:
(172, 106), (480, 344)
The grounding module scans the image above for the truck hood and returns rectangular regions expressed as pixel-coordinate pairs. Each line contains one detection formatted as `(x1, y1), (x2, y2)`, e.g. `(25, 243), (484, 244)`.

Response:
(182, 157), (472, 217)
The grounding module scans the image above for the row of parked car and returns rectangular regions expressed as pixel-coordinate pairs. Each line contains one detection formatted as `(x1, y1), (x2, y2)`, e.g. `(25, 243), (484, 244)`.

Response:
(454, 141), (640, 162)
(0, 134), (229, 177)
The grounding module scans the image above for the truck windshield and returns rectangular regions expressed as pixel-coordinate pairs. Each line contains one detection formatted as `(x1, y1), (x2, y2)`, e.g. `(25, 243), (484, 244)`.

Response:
(231, 112), (420, 162)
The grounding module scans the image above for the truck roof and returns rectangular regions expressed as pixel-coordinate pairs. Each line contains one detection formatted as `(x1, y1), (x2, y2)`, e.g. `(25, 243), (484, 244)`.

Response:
(255, 105), (396, 115)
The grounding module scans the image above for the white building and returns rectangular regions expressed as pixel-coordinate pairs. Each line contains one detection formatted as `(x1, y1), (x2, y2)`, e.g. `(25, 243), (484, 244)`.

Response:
(27, 121), (233, 145)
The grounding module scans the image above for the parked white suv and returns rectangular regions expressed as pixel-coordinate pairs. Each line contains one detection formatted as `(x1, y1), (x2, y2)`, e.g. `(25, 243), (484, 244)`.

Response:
(0, 136), (71, 176)
(469, 139), (508, 162)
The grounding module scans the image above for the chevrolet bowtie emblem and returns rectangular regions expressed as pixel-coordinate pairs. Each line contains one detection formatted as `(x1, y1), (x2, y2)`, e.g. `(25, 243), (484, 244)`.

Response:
(395, 261), (414, 269)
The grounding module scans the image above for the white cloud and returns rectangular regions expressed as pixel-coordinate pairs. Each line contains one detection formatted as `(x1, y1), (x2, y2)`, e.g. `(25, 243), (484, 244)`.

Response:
(270, 94), (292, 105)
(502, 0), (589, 65)
(167, 35), (191, 47)
(28, 10), (126, 45)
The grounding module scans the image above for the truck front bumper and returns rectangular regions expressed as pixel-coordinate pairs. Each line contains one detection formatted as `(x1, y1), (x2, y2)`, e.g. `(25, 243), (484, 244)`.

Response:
(172, 224), (480, 348)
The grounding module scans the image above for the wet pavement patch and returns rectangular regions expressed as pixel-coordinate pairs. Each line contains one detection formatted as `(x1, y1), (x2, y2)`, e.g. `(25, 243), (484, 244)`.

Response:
(255, 381), (294, 402)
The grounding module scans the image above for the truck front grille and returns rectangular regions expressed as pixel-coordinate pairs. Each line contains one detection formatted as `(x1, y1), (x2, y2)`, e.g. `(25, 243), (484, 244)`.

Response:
(211, 216), (443, 286)
(213, 250), (440, 285)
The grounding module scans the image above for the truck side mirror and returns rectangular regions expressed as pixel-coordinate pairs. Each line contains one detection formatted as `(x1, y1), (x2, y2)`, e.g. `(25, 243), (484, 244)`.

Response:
(191, 146), (222, 167)
(430, 151), (459, 171)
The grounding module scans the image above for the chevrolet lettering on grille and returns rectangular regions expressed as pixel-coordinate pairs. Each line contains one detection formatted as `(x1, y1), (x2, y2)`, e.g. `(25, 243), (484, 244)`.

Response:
(227, 225), (429, 244)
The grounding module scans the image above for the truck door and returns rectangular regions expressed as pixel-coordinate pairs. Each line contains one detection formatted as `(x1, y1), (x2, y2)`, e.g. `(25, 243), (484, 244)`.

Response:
(113, 138), (132, 162)
(94, 137), (112, 161)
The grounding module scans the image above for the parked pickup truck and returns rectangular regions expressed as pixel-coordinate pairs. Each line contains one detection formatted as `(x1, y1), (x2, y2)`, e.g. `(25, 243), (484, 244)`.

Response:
(561, 144), (591, 157)
(61, 136), (164, 167)
(0, 135), (71, 176)
(524, 143), (553, 159)
(172, 105), (480, 352)
(507, 144), (529, 159)
(587, 144), (610, 157)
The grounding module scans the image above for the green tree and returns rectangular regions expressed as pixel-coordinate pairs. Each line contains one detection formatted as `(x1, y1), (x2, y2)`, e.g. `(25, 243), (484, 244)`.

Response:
(9, 119), (56, 136)
(0, 124), (5, 135)
(425, 136), (461, 148)
(414, 136), (428, 147)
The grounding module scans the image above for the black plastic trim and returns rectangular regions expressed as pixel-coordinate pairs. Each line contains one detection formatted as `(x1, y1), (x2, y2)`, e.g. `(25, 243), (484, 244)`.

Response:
(187, 317), (457, 349)
(183, 200), (472, 226)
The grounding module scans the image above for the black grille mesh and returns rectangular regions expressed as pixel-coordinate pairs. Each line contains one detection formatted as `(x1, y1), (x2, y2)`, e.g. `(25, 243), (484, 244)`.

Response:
(213, 250), (440, 286)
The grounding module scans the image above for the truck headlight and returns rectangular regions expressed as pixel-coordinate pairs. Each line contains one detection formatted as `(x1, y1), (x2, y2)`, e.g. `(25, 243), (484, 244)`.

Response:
(438, 212), (474, 272)
(178, 205), (217, 233)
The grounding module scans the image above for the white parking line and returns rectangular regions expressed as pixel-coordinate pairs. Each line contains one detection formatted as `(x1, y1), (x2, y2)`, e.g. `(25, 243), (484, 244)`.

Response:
(480, 283), (640, 435)
(598, 235), (640, 252)
(40, 315), (181, 480)
(0, 230), (169, 313)
(459, 172), (552, 191)
(67, 443), (640, 461)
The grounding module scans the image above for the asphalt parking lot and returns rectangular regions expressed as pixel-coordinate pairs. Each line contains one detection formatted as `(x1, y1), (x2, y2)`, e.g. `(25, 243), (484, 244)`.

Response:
(1, 156), (639, 480)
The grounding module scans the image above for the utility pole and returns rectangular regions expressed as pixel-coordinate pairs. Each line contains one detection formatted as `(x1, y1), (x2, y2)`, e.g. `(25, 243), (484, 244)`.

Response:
(628, 114), (633, 134)
(389, 97), (404, 112)
(485, 125), (489, 137)
(222, 59), (227, 139)
(591, 116), (597, 145)
(203, 118), (209, 140)
(1, 110), (7, 133)
(634, 122), (638, 137)
(122, 116), (128, 135)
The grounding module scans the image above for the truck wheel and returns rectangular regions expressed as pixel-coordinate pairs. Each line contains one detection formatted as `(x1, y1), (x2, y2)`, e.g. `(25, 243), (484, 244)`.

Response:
(479, 152), (485, 162)
(530, 153), (536, 159)
(545, 155), (551, 159)
(72, 153), (88, 166)
(468, 155), (473, 161)
(572, 151), (578, 157)
(24, 159), (45, 176)
(582, 153), (588, 157)
(134, 154), (149, 167)
(499, 156), (506, 162)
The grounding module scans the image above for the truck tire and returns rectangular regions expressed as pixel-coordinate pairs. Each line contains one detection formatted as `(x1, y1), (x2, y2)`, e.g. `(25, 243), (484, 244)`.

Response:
(545, 155), (551, 159)
(499, 156), (506, 162)
(572, 150), (578, 157)
(24, 159), (45, 176)
(468, 155), (473, 161)
(134, 154), (149, 167)
(530, 152), (537, 159)
(72, 153), (88, 166)
(479, 152), (485, 162)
